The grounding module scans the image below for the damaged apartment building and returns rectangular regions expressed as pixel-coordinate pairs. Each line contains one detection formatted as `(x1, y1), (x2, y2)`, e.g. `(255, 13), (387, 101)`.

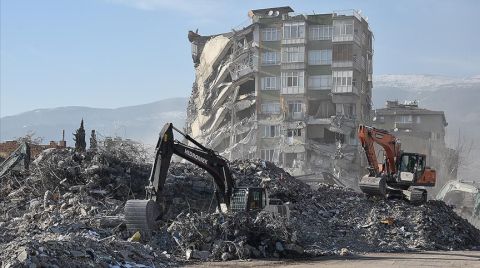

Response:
(186, 6), (373, 185)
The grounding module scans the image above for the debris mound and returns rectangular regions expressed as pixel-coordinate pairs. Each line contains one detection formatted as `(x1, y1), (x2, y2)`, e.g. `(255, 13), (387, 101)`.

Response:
(0, 150), (479, 266)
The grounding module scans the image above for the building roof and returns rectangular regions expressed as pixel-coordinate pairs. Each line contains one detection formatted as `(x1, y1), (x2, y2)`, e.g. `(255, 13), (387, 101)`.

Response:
(375, 100), (448, 126)
(248, 6), (294, 18)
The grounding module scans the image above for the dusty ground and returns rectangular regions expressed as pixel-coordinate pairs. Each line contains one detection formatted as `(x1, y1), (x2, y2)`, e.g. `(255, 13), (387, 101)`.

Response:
(188, 250), (480, 268)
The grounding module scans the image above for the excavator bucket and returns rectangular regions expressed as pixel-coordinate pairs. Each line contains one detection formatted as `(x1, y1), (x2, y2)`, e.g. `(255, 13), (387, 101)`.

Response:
(359, 176), (387, 197)
(125, 199), (162, 238)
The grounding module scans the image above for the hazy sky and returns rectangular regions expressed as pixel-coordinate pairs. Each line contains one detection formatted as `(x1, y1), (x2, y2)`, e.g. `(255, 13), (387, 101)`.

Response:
(1, 0), (479, 116)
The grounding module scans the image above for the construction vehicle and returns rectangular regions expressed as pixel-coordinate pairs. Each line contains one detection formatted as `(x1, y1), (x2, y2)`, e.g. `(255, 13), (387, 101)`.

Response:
(357, 125), (436, 204)
(436, 180), (480, 229)
(125, 123), (289, 235)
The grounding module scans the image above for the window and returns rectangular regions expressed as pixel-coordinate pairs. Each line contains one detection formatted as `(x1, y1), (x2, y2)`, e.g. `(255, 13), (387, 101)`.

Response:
(332, 70), (354, 93)
(262, 27), (279, 41)
(283, 22), (305, 39)
(308, 50), (332, 65)
(396, 115), (413, 123)
(287, 129), (302, 137)
(288, 100), (304, 119)
(261, 77), (278, 90)
(282, 46), (305, 63)
(336, 103), (356, 117)
(261, 51), (279, 65)
(416, 116), (421, 123)
(261, 125), (280, 138)
(334, 21), (354, 36)
(260, 149), (276, 162)
(261, 102), (281, 114)
(309, 25), (333, 40)
(281, 71), (304, 88)
(308, 75), (332, 90)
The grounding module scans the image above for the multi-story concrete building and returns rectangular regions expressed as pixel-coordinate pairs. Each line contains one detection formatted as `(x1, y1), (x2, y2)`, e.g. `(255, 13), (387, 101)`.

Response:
(373, 100), (457, 192)
(186, 6), (373, 184)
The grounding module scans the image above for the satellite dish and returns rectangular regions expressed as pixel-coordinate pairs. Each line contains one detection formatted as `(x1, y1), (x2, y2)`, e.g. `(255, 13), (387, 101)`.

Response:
(268, 10), (274, 16)
(274, 11), (280, 16)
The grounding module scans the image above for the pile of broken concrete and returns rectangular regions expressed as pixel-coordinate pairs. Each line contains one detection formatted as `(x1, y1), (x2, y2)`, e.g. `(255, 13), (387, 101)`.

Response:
(1, 147), (479, 267)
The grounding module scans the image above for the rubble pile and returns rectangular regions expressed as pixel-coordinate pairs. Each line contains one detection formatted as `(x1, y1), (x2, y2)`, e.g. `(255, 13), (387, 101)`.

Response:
(0, 147), (176, 267)
(161, 159), (480, 260)
(0, 149), (479, 266)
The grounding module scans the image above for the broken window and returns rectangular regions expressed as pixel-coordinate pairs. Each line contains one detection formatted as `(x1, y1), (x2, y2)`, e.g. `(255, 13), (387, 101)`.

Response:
(261, 125), (280, 138)
(283, 22), (305, 39)
(308, 75), (332, 90)
(287, 100), (304, 120)
(261, 51), (280, 65)
(336, 103), (356, 118)
(308, 50), (332, 65)
(309, 25), (333, 40)
(287, 128), (302, 137)
(282, 46), (305, 63)
(260, 102), (281, 114)
(260, 149), (276, 162)
(262, 27), (279, 41)
(261, 77), (278, 90)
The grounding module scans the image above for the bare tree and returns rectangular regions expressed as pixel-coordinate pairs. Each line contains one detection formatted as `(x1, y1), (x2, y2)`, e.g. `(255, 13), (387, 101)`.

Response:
(15, 130), (43, 145)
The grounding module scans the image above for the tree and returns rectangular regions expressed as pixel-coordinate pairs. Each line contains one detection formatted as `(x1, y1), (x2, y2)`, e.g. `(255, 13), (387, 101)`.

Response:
(90, 130), (97, 150)
(15, 130), (43, 145)
(73, 119), (86, 152)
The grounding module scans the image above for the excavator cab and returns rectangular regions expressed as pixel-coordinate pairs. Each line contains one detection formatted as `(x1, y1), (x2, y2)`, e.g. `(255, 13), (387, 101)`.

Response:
(230, 187), (267, 212)
(398, 153), (426, 182)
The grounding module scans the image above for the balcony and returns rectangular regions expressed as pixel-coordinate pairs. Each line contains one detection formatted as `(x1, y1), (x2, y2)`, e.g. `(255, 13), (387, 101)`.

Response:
(281, 62), (306, 70)
(281, 38), (307, 45)
(287, 112), (305, 121)
(229, 52), (258, 81)
(332, 61), (353, 68)
(394, 122), (415, 130)
(332, 85), (359, 95)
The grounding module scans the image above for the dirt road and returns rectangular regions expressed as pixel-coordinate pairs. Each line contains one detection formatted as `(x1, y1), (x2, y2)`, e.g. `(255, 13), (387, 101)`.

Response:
(188, 251), (480, 268)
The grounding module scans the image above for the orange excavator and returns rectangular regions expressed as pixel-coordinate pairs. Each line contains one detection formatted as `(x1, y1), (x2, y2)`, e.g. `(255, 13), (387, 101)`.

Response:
(357, 125), (436, 204)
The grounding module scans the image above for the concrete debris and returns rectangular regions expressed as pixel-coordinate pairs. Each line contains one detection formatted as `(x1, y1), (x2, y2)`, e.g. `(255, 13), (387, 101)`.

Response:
(0, 146), (479, 266)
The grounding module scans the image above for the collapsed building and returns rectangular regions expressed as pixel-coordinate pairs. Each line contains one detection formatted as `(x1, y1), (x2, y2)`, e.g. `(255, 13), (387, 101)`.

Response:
(186, 7), (374, 187)
(373, 100), (458, 193)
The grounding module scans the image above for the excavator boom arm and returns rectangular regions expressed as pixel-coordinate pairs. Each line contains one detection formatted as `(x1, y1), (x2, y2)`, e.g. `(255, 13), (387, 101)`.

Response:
(148, 123), (233, 208)
(358, 125), (401, 176)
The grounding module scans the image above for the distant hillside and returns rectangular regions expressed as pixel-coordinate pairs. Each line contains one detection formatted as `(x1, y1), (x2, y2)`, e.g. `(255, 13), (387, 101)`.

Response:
(0, 97), (188, 145)
(2, 75), (479, 179)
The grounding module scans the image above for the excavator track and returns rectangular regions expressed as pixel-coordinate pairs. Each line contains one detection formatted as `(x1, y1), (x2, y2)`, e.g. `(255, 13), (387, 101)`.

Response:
(359, 176), (387, 197)
(125, 199), (161, 237)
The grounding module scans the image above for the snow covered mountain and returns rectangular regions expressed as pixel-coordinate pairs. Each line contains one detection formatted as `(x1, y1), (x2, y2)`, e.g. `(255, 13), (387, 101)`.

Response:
(374, 74), (480, 91)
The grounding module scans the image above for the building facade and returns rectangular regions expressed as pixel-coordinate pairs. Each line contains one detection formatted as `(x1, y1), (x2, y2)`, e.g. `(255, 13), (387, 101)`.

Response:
(186, 7), (373, 185)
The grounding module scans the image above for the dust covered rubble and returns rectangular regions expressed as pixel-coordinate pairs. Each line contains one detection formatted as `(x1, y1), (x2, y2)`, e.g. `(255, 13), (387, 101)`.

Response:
(0, 148), (479, 267)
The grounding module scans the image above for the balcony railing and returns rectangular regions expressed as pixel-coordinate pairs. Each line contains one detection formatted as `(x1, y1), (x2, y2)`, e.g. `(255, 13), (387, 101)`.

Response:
(332, 85), (359, 95)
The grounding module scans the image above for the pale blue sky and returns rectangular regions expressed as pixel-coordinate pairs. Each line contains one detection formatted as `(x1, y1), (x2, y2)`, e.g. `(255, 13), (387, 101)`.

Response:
(1, 0), (479, 116)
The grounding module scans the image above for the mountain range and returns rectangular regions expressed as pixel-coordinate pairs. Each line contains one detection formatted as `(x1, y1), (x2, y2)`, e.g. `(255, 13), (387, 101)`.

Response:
(1, 74), (479, 179)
